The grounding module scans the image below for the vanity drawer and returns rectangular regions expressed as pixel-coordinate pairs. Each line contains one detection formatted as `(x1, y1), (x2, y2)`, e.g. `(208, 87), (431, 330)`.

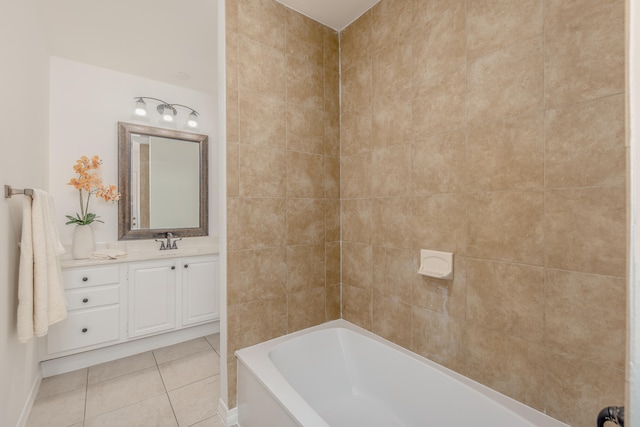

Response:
(47, 306), (120, 355)
(65, 285), (119, 311)
(63, 266), (120, 289)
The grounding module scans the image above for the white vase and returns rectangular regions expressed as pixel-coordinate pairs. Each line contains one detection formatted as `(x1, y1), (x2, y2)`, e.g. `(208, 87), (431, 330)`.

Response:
(72, 224), (95, 259)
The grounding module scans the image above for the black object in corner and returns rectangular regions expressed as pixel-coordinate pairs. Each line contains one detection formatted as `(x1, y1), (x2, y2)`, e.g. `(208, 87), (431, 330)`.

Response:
(597, 406), (624, 427)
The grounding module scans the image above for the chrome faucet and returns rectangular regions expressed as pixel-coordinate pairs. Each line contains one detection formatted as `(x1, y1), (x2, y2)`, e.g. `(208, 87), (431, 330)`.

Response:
(156, 232), (181, 250)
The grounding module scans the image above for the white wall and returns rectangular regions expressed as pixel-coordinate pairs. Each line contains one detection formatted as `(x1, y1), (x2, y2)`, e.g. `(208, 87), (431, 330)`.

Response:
(216, 0), (229, 412)
(0, 1), (50, 425)
(48, 57), (218, 246)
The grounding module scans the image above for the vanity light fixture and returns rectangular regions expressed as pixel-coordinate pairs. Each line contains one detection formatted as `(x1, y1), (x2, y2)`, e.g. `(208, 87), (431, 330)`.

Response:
(187, 111), (198, 128)
(134, 98), (147, 116)
(158, 104), (177, 122)
(133, 97), (199, 128)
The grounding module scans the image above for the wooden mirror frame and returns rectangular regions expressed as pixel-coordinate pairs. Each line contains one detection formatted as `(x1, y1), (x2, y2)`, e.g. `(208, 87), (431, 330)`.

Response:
(117, 122), (209, 240)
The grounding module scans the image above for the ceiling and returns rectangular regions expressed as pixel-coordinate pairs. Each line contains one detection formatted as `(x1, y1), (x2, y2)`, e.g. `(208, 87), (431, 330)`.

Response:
(277, 0), (380, 31)
(33, 0), (380, 94)
(33, 0), (219, 94)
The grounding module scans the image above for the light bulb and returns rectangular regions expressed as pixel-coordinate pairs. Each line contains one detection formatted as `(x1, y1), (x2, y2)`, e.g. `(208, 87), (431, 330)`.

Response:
(134, 98), (147, 116)
(187, 111), (198, 128)
(160, 105), (176, 122)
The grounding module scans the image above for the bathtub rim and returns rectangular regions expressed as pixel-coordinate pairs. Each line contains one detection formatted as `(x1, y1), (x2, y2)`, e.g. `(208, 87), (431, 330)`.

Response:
(235, 319), (569, 427)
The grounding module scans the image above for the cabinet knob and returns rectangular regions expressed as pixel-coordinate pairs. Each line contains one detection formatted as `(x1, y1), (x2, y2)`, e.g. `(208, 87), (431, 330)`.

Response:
(81, 328), (88, 333)
(82, 277), (88, 282)
(82, 298), (89, 303)
(184, 264), (189, 268)
(171, 266), (176, 270)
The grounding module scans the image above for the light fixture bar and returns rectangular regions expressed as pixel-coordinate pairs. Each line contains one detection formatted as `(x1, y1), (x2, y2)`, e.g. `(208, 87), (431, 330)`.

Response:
(132, 97), (199, 127)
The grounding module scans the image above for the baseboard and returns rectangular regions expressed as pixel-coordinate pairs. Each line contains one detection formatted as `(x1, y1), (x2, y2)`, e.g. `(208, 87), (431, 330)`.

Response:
(16, 370), (42, 427)
(218, 398), (239, 426)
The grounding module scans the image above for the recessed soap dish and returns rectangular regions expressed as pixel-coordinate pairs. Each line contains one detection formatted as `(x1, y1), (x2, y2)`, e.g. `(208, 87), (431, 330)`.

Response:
(417, 249), (453, 280)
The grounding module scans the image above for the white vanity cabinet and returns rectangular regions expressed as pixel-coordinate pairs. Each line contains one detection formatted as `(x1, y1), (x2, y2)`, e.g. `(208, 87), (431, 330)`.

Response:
(45, 253), (219, 361)
(127, 255), (218, 338)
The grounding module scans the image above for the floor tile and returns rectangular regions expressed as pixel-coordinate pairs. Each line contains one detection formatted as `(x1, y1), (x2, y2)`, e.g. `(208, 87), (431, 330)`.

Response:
(27, 387), (86, 427)
(29, 334), (220, 426)
(85, 367), (165, 419)
(205, 334), (221, 354)
(158, 350), (220, 391)
(88, 351), (156, 385)
(84, 394), (177, 427)
(191, 415), (226, 427)
(37, 368), (87, 400)
(153, 337), (213, 365)
(168, 376), (220, 427)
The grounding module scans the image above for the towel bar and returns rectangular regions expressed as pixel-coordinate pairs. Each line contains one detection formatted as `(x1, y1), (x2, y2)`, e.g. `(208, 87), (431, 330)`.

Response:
(4, 185), (34, 198)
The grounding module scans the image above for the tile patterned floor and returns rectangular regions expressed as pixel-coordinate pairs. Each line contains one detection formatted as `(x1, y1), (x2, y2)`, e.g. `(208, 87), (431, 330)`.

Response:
(27, 334), (225, 427)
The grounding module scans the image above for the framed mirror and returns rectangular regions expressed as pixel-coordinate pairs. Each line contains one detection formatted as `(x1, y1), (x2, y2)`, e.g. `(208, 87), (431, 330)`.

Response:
(118, 122), (208, 240)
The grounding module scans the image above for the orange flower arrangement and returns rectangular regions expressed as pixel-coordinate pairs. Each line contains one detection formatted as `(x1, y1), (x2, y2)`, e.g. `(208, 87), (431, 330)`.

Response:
(66, 155), (120, 225)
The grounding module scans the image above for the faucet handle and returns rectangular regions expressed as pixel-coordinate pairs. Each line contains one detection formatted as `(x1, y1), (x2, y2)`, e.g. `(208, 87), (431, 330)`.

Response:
(171, 237), (182, 250)
(155, 239), (167, 250)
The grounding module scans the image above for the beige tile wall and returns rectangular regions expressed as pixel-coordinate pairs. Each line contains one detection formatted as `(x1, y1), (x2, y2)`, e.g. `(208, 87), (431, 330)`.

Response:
(226, 0), (626, 425)
(340, 1), (626, 426)
(225, 0), (340, 407)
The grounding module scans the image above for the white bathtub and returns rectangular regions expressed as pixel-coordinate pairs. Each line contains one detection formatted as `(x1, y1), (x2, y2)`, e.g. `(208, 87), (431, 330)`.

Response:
(236, 319), (569, 427)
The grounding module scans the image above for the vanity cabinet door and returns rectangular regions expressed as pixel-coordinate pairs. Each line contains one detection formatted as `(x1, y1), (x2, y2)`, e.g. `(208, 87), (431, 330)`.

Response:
(181, 255), (219, 326)
(127, 260), (177, 338)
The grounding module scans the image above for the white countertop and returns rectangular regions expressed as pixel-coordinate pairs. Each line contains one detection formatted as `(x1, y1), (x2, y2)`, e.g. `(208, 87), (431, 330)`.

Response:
(60, 236), (220, 269)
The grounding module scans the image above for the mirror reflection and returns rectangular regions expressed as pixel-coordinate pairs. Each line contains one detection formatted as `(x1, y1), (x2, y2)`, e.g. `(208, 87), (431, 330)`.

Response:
(131, 134), (200, 229)
(118, 122), (208, 240)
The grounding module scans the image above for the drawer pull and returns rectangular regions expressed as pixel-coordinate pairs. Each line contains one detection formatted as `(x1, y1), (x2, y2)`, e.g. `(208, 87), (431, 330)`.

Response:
(82, 328), (88, 333)
(171, 266), (176, 270)
(82, 298), (89, 303)
(82, 277), (88, 282)
(184, 264), (189, 268)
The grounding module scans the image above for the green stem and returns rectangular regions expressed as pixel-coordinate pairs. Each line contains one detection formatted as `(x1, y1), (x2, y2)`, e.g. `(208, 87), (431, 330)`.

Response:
(84, 190), (92, 222)
(78, 190), (85, 220)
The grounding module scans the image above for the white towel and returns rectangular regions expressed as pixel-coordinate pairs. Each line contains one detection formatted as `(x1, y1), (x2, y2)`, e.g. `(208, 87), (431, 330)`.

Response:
(17, 189), (67, 343)
(89, 249), (128, 260)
